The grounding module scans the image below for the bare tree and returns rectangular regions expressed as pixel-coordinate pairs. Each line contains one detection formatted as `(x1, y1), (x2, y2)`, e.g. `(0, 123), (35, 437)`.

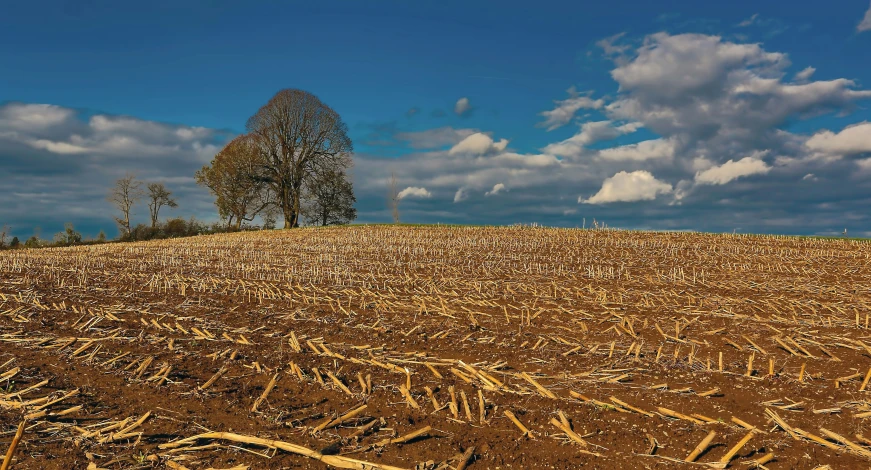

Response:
(388, 172), (400, 224)
(301, 167), (356, 226)
(107, 174), (144, 238)
(0, 224), (8, 249)
(147, 183), (178, 228)
(196, 135), (272, 230)
(246, 89), (353, 228)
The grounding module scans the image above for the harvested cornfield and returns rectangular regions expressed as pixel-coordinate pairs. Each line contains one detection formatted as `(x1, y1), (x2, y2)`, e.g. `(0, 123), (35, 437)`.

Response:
(2, 225), (871, 469)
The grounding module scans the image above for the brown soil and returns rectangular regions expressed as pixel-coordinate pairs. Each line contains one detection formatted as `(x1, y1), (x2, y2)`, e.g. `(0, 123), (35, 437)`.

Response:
(2, 226), (871, 469)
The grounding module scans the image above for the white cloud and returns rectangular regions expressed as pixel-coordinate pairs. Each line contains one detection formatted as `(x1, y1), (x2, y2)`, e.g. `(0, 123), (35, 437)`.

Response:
(397, 186), (432, 199)
(802, 173), (818, 181)
(448, 132), (509, 155)
(543, 120), (641, 157)
(353, 32), (871, 229)
(582, 171), (672, 204)
(537, 87), (605, 131)
(28, 139), (90, 154)
(454, 97), (471, 116)
(0, 110), (222, 160)
(597, 138), (676, 162)
(605, 32), (871, 151)
(0, 103), (74, 130)
(453, 187), (469, 203)
(805, 122), (871, 157)
(485, 183), (506, 196)
(859, 2), (871, 32)
(0, 102), (230, 237)
(603, 32), (871, 183)
(694, 155), (771, 185)
(794, 66), (816, 82)
(609, 33), (788, 103)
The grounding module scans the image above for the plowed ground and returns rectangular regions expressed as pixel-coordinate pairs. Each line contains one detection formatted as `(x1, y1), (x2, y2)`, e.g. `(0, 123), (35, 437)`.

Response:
(2, 226), (871, 469)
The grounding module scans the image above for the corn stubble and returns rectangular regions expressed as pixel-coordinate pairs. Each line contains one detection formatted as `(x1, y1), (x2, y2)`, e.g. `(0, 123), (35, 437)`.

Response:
(1, 226), (871, 468)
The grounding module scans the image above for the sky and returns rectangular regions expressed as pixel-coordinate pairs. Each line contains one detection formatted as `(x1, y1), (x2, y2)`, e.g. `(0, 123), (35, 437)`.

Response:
(2, 0), (871, 238)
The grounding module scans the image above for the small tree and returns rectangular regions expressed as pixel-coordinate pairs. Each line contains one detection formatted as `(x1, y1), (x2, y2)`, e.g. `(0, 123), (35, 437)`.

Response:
(147, 183), (178, 228)
(301, 167), (357, 226)
(196, 135), (271, 230)
(9, 236), (19, 248)
(0, 224), (8, 249)
(388, 172), (400, 224)
(108, 174), (144, 238)
(97, 230), (107, 243)
(54, 223), (82, 246)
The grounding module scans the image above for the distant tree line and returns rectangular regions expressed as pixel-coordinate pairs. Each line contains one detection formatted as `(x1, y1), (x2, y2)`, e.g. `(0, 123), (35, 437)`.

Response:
(0, 88), (357, 250)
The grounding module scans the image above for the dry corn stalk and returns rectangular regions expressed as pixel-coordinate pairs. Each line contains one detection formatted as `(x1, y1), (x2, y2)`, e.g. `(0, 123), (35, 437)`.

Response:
(159, 431), (409, 470)
(503, 410), (533, 438)
(251, 373), (280, 412)
(0, 421), (25, 470)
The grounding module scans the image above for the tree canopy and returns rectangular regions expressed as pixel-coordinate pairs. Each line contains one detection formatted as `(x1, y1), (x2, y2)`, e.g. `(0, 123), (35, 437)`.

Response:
(245, 89), (354, 228)
(195, 135), (271, 229)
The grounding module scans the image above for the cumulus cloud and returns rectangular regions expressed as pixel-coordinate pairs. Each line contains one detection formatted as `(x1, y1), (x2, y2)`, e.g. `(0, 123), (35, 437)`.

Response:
(349, 32), (871, 230)
(859, 2), (871, 32)
(583, 171), (672, 204)
(543, 120), (641, 157)
(805, 122), (871, 157)
(1, 108), (222, 161)
(694, 155), (772, 185)
(449, 133), (509, 155)
(606, 33), (871, 148)
(454, 97), (471, 116)
(0, 102), (229, 237)
(485, 183), (506, 196)
(0, 103), (75, 131)
(397, 187), (432, 199)
(537, 86), (605, 131)
(597, 138), (676, 161)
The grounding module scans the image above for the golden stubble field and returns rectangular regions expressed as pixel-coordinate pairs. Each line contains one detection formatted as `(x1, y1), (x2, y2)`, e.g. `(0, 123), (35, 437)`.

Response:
(2, 225), (871, 469)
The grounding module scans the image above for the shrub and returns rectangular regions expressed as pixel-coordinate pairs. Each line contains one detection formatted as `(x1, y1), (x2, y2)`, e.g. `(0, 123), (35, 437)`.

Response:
(163, 218), (189, 238)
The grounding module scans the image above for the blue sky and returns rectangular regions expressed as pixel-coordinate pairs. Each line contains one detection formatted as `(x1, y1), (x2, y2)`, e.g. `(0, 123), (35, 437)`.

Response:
(2, 0), (871, 238)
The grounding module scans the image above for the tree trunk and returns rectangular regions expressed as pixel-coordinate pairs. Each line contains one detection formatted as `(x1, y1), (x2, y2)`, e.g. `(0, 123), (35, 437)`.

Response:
(282, 183), (301, 228)
(291, 185), (301, 228)
(281, 184), (294, 228)
(234, 218), (243, 230)
(282, 203), (294, 229)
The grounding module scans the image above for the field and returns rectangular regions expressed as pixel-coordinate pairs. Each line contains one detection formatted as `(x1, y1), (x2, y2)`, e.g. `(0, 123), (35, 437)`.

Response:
(2, 226), (871, 469)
